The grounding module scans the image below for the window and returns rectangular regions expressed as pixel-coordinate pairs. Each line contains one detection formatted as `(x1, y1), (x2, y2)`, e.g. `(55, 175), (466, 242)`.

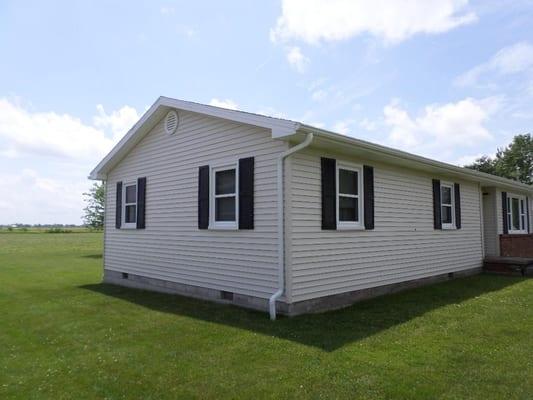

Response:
(122, 182), (137, 228)
(336, 164), (363, 229)
(211, 165), (238, 229)
(507, 194), (527, 233)
(440, 183), (455, 229)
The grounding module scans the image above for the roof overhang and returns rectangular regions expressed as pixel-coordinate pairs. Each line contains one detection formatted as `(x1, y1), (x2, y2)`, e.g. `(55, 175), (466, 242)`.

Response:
(90, 96), (532, 194)
(89, 96), (300, 179)
(287, 125), (533, 194)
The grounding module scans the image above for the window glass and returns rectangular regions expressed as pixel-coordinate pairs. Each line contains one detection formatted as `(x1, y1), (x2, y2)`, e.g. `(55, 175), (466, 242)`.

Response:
(215, 169), (236, 195)
(125, 185), (136, 203)
(125, 205), (137, 223)
(337, 167), (360, 224)
(441, 186), (452, 205)
(339, 197), (358, 221)
(339, 169), (357, 195)
(512, 198), (520, 230)
(216, 197), (236, 221)
(213, 167), (237, 224)
(123, 183), (137, 226)
(442, 205), (452, 224)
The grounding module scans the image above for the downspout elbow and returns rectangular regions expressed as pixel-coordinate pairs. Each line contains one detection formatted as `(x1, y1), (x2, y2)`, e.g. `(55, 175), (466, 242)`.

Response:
(269, 289), (283, 321)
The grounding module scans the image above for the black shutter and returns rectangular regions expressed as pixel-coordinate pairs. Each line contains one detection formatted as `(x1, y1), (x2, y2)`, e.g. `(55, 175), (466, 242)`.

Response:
(198, 166), (210, 229)
(321, 157), (337, 230)
(454, 183), (461, 229)
(239, 157), (254, 229)
(502, 191), (508, 234)
(115, 182), (122, 229)
(432, 179), (442, 230)
(136, 177), (146, 229)
(526, 197), (530, 233)
(363, 165), (374, 230)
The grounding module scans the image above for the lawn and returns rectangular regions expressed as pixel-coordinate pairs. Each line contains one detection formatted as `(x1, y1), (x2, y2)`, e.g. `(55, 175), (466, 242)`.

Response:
(0, 233), (531, 399)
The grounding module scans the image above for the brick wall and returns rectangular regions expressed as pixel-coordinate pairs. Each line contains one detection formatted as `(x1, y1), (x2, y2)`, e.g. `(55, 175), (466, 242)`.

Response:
(500, 234), (533, 257)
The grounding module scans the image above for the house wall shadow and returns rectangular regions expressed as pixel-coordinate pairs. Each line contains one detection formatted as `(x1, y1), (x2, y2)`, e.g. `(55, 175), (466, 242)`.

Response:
(80, 275), (520, 352)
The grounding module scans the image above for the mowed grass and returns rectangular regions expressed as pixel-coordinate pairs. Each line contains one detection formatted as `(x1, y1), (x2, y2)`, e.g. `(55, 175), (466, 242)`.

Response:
(0, 233), (532, 399)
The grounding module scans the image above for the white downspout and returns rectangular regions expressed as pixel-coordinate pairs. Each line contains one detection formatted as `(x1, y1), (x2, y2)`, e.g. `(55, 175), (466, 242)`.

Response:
(269, 132), (314, 320)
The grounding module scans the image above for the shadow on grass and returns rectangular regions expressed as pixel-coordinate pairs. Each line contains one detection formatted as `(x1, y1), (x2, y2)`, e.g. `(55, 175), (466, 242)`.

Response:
(81, 275), (519, 352)
(82, 254), (103, 259)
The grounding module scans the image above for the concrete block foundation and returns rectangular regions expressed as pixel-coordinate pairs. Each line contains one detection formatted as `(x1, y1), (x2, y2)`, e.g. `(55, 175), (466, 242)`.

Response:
(104, 267), (482, 317)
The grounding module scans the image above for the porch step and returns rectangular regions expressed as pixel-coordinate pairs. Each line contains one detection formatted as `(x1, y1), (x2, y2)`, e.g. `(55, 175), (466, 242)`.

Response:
(483, 256), (533, 277)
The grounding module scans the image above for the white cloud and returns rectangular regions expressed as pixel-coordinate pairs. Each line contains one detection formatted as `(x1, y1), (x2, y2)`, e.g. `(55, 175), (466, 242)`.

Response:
(209, 98), (239, 110)
(271, 0), (476, 45)
(160, 6), (175, 15)
(455, 42), (533, 86)
(359, 118), (377, 131)
(0, 98), (141, 224)
(454, 153), (485, 166)
(256, 107), (288, 119)
(384, 97), (500, 154)
(311, 89), (327, 101)
(286, 46), (309, 73)
(0, 98), (114, 161)
(0, 169), (89, 224)
(176, 24), (196, 38)
(93, 104), (140, 141)
(333, 120), (352, 135)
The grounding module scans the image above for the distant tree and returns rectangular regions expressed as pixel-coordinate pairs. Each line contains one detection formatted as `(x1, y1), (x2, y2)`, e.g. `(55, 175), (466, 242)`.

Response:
(82, 182), (105, 230)
(465, 133), (532, 185)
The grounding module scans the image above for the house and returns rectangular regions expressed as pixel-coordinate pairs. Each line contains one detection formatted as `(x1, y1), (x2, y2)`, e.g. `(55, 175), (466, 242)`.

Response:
(90, 97), (533, 319)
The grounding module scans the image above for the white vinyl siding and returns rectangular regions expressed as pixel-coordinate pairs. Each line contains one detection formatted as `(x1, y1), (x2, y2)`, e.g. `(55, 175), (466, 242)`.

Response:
(287, 149), (484, 303)
(104, 110), (288, 299)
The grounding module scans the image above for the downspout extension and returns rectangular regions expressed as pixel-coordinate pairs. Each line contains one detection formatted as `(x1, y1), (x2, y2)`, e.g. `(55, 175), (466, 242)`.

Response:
(269, 132), (314, 320)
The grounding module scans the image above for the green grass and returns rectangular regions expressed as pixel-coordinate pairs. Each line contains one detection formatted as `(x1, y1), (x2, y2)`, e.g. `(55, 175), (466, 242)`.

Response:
(0, 233), (531, 399)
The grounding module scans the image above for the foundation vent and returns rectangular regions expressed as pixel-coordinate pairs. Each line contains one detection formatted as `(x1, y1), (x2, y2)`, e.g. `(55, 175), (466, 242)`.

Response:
(221, 291), (234, 301)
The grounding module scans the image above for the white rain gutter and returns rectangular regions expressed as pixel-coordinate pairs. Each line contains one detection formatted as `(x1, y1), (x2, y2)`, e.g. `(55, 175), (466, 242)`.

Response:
(269, 132), (314, 320)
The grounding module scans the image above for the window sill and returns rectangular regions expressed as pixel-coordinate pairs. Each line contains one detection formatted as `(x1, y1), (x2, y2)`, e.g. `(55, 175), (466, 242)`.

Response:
(441, 225), (457, 230)
(121, 224), (137, 230)
(208, 224), (239, 231)
(507, 230), (528, 235)
(337, 224), (365, 231)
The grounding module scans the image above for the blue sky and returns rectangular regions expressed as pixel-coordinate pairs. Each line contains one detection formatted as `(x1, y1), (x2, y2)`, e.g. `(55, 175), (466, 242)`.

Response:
(1, 0), (533, 224)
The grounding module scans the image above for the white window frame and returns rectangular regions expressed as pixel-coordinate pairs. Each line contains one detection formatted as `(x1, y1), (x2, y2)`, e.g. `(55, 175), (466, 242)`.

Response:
(507, 193), (527, 234)
(440, 181), (455, 230)
(122, 181), (137, 229)
(209, 163), (239, 230)
(336, 163), (364, 230)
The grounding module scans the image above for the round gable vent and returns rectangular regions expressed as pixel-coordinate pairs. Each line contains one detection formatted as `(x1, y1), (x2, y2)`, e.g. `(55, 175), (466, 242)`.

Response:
(164, 110), (179, 135)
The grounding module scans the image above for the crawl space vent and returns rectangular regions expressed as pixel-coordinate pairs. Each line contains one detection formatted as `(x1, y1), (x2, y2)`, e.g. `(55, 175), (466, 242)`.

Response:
(164, 110), (179, 135)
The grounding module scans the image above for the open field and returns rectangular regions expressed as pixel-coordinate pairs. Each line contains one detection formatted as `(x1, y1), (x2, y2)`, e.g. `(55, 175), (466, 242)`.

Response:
(0, 232), (532, 399)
